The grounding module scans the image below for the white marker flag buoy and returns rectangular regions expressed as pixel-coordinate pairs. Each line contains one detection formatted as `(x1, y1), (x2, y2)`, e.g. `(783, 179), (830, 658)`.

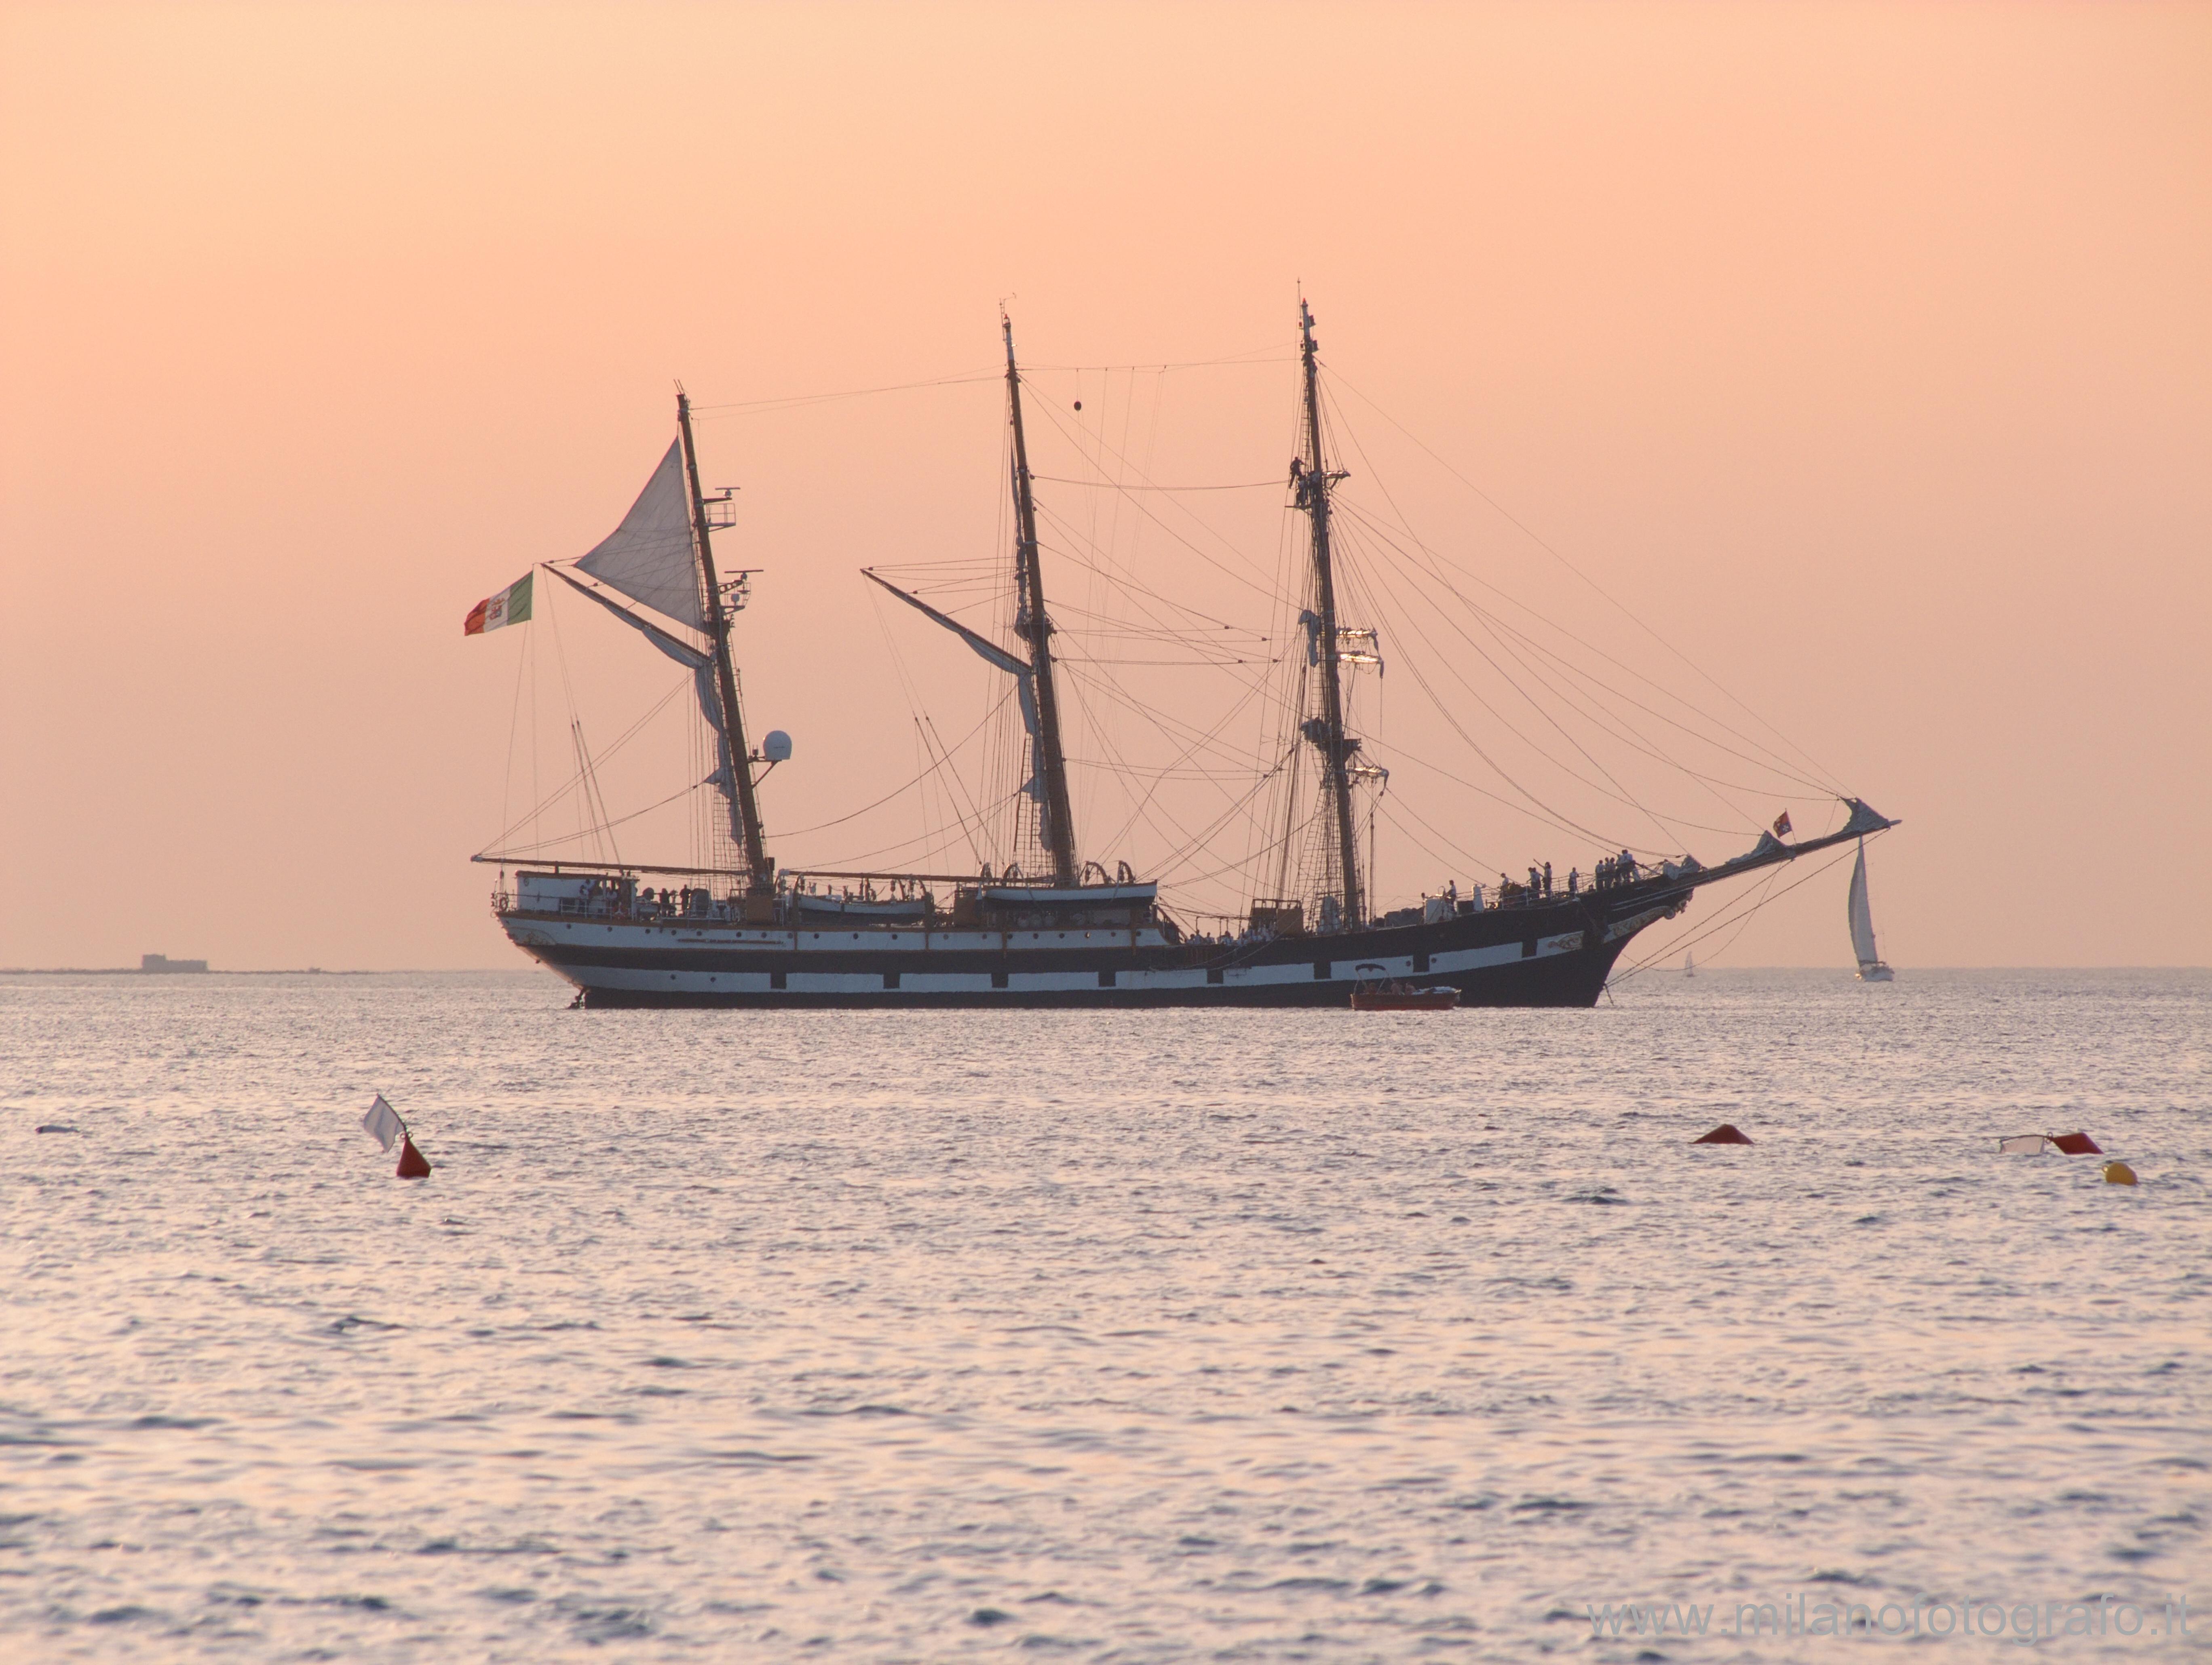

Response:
(1998, 1131), (2100, 1156)
(362, 1095), (403, 1151)
(361, 1094), (431, 1178)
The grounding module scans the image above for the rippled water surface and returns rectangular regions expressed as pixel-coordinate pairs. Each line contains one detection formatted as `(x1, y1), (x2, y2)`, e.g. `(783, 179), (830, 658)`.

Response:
(3, 969), (2207, 1661)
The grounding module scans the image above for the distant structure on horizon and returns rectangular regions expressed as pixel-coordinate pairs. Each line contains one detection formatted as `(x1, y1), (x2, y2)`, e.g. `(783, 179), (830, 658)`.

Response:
(141, 954), (208, 974)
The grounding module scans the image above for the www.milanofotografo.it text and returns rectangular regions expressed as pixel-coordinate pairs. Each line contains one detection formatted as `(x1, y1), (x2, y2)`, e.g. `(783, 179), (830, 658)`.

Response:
(1586, 1592), (2191, 1643)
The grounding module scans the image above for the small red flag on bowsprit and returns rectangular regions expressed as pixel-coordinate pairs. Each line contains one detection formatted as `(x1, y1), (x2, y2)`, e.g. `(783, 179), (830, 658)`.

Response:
(362, 1094), (432, 1178)
(1772, 810), (1792, 839)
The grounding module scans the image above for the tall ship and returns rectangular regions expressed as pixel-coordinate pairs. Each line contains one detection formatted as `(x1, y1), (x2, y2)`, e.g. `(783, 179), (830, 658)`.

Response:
(467, 305), (1895, 1006)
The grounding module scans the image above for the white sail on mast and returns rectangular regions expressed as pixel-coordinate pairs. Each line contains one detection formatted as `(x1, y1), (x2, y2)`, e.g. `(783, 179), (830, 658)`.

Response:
(550, 534), (739, 822)
(576, 440), (705, 630)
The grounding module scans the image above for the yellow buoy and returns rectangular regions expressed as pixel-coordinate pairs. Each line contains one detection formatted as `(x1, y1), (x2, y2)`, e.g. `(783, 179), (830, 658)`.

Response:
(2101, 1161), (2138, 1186)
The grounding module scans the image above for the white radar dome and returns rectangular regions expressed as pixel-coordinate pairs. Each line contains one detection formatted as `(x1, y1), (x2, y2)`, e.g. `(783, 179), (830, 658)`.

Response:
(762, 730), (793, 763)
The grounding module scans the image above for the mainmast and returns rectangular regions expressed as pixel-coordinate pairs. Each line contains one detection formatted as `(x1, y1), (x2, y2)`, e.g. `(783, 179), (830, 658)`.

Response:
(678, 390), (770, 890)
(1004, 314), (1079, 887)
(1296, 299), (1363, 927)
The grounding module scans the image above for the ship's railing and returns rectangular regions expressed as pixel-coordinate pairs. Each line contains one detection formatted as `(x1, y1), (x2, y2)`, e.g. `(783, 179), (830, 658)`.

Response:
(492, 859), (1206, 930)
(502, 869), (750, 923)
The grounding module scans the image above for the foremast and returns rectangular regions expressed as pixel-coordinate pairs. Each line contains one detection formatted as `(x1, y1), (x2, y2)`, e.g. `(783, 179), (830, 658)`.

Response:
(678, 391), (770, 890)
(1004, 314), (1079, 886)
(1296, 299), (1363, 928)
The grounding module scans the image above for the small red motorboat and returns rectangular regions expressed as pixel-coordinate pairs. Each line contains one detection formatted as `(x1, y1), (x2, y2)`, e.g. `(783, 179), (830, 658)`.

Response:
(1350, 967), (1460, 1011)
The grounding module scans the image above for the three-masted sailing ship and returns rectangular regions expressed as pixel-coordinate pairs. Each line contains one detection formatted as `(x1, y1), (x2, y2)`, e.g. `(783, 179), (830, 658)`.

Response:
(469, 304), (1895, 1006)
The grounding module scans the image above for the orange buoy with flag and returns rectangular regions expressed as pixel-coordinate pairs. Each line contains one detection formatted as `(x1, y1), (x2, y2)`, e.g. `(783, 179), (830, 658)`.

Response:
(362, 1093), (431, 1178)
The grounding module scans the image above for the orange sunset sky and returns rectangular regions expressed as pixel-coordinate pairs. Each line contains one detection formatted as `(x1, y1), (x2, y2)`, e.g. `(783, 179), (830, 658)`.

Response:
(2, 2), (2207, 970)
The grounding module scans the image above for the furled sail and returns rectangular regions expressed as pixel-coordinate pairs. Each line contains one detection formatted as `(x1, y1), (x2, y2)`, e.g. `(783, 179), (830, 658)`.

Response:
(546, 565), (735, 813)
(692, 663), (738, 806)
(549, 566), (705, 669)
(864, 569), (1047, 803)
(1847, 841), (1881, 969)
(576, 441), (705, 630)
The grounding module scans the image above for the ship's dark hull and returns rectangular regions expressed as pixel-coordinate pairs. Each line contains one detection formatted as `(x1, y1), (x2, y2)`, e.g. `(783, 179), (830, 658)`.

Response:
(504, 886), (1684, 1010)
(569, 944), (1623, 1007)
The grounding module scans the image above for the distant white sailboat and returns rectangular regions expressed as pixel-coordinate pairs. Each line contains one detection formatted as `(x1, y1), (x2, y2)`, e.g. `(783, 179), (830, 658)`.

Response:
(1848, 839), (1894, 982)
(1683, 950), (1697, 977)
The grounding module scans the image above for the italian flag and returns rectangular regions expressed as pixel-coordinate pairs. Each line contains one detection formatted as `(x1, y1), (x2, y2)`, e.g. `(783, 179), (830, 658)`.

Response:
(464, 571), (534, 636)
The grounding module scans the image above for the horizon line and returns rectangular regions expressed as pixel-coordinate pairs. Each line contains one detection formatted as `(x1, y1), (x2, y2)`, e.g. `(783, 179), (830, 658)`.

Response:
(4, 965), (2208, 977)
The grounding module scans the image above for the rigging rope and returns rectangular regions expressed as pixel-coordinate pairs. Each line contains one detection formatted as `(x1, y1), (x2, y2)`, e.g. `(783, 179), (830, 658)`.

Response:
(1610, 843), (1864, 986)
(1332, 497), (1837, 801)
(1329, 488), (1686, 845)
(768, 695), (1008, 841)
(1144, 746), (1298, 889)
(1027, 398), (1280, 596)
(1034, 476), (1281, 492)
(1321, 387), (1826, 843)
(1024, 350), (1296, 372)
(480, 643), (692, 852)
(688, 370), (998, 416)
(1375, 797), (1488, 888)
(485, 775), (701, 858)
(1322, 364), (1849, 795)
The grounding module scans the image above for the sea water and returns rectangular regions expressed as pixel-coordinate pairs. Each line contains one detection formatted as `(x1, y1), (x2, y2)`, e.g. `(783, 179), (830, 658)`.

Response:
(2, 969), (2206, 1661)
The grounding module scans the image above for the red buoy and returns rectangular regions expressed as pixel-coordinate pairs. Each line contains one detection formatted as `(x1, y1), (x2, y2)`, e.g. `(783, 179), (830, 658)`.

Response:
(2049, 1131), (2101, 1155)
(395, 1134), (432, 1178)
(1692, 1123), (1753, 1145)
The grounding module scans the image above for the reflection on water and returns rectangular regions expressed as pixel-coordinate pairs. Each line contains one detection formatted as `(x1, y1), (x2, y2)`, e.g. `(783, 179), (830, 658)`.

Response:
(2, 969), (2206, 1659)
